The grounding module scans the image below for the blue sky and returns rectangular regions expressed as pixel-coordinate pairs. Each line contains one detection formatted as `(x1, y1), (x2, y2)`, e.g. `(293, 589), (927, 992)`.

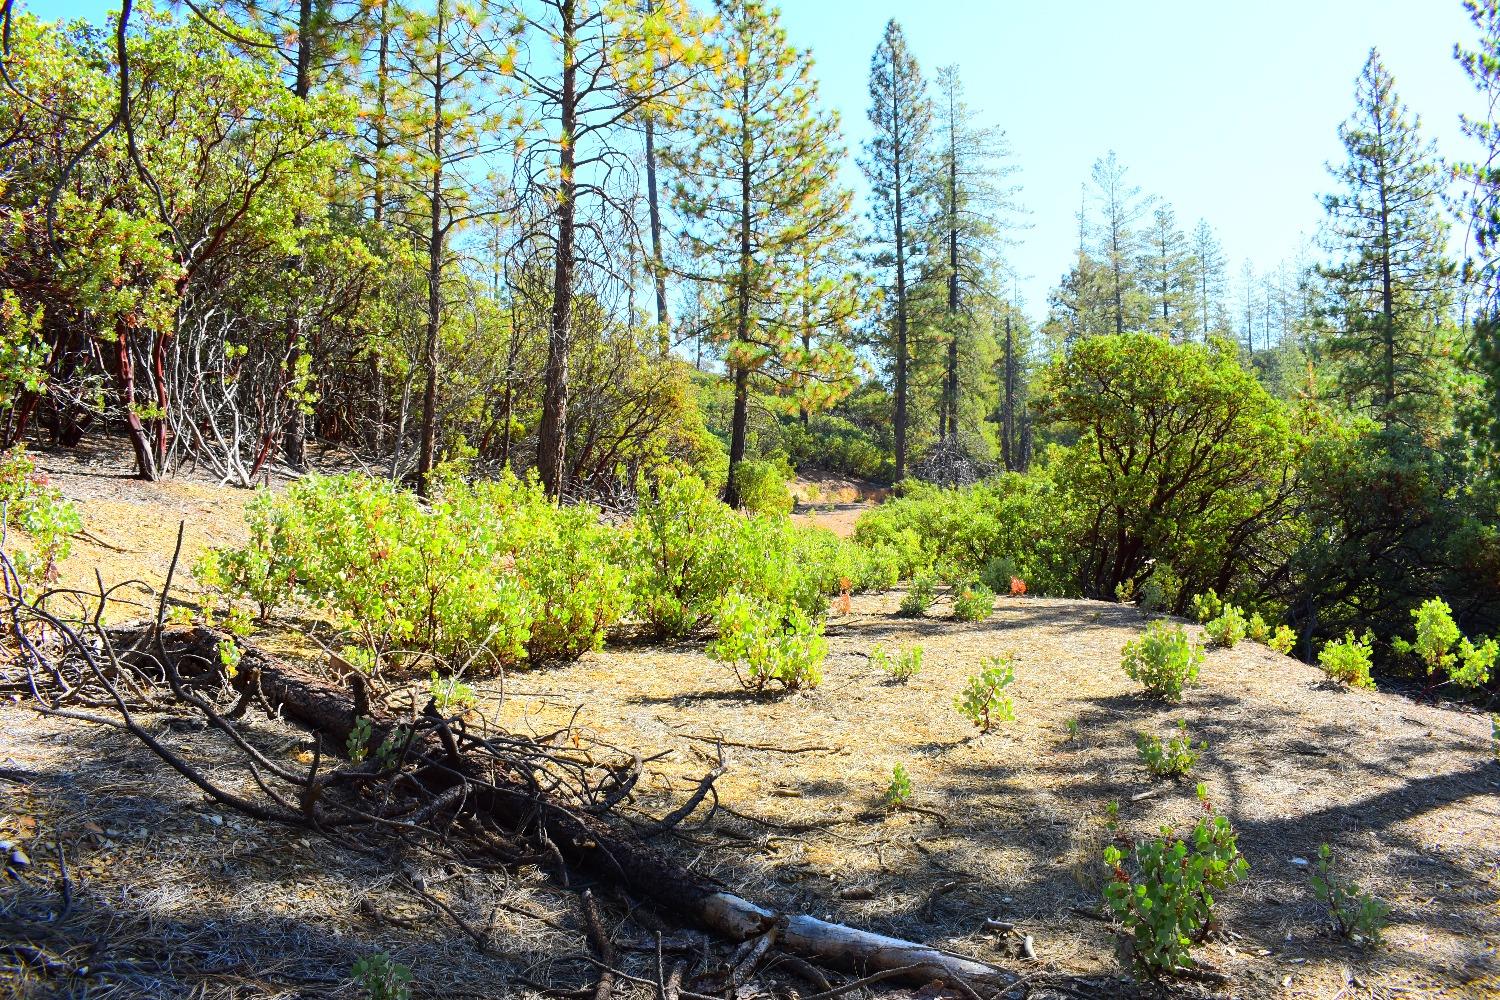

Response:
(27, 0), (1488, 319)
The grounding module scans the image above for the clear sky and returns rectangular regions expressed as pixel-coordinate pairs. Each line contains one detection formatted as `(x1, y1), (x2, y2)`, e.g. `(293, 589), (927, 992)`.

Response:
(776, 0), (1484, 318)
(25, 0), (1488, 320)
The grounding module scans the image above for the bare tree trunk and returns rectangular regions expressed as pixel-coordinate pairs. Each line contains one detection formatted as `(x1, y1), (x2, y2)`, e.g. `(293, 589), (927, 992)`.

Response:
(112, 322), (158, 481)
(281, 0), (314, 472)
(892, 90), (909, 482)
(538, 0), (577, 500)
(1002, 311), (1016, 472)
(415, 0), (447, 499)
(724, 69), (753, 510)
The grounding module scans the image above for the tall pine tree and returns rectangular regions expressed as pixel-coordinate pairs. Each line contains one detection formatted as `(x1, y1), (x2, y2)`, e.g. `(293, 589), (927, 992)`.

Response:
(862, 19), (932, 481)
(666, 0), (861, 507)
(1320, 49), (1455, 429)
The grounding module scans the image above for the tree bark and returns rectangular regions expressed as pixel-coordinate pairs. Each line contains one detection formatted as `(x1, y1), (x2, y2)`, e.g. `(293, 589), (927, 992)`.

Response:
(416, 0), (447, 498)
(538, 0), (578, 500)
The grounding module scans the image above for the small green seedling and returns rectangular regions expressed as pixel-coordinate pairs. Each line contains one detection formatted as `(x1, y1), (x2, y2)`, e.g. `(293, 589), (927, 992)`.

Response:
(1310, 843), (1390, 946)
(885, 762), (913, 808)
(956, 656), (1017, 732)
(1136, 720), (1204, 781)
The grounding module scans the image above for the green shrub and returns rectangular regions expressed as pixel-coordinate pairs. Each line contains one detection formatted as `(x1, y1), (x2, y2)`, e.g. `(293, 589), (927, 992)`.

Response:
(708, 593), (826, 692)
(851, 474), (1070, 595)
(1310, 843), (1390, 946)
(979, 555), (1019, 593)
(0, 447), (81, 585)
(952, 580), (996, 622)
(352, 953), (413, 1000)
(1203, 604), (1248, 648)
(955, 656), (1017, 731)
(779, 414), (893, 481)
(1102, 784), (1249, 978)
(197, 473), (537, 677)
(884, 762), (913, 808)
(1190, 589), (1225, 624)
(1136, 720), (1205, 781)
(732, 456), (794, 515)
(1247, 612), (1271, 644)
(623, 474), (742, 638)
(1318, 631), (1375, 689)
(1121, 622), (1203, 701)
(899, 571), (938, 617)
(871, 642), (922, 682)
(1269, 625), (1298, 655)
(1392, 596), (1495, 690)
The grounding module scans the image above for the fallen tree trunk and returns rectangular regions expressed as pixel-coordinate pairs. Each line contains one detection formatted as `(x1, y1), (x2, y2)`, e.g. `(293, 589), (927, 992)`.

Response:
(111, 624), (1017, 992)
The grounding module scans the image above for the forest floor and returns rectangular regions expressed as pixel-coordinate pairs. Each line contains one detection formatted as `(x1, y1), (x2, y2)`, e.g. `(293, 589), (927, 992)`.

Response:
(1, 448), (1497, 999)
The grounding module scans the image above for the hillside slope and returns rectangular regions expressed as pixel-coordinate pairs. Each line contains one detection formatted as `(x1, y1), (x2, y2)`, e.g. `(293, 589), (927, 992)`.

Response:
(1, 459), (1496, 999)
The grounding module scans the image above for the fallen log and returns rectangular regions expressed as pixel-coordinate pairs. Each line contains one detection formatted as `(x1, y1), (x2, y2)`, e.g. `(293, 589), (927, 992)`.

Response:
(108, 624), (1018, 993)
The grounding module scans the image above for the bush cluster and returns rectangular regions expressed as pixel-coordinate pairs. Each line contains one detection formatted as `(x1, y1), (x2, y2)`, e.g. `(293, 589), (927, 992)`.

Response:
(1102, 784), (1249, 977)
(0, 447), (81, 585)
(1318, 631), (1376, 689)
(1136, 720), (1205, 781)
(1121, 622), (1203, 701)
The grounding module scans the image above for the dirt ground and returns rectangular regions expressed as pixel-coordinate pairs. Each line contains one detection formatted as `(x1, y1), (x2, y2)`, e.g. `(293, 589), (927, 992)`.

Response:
(3, 449), (1499, 999)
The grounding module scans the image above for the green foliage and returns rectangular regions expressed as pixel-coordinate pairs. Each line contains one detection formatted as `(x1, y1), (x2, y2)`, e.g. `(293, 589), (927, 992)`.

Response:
(0, 447), (81, 585)
(1247, 612), (1271, 644)
(951, 580), (996, 622)
(1269, 625), (1299, 656)
(899, 571), (938, 617)
(624, 474), (743, 638)
(1203, 604), (1248, 648)
(1390, 597), (1496, 690)
(1121, 622), (1203, 702)
(1102, 785), (1249, 978)
(429, 671), (478, 715)
(1065, 717), (1081, 742)
(1310, 843), (1390, 946)
(732, 456), (794, 515)
(884, 762), (913, 808)
(1136, 721), (1205, 781)
(1190, 590), (1225, 624)
(955, 657), (1017, 732)
(708, 593), (826, 693)
(853, 475), (1071, 595)
(351, 953), (413, 1000)
(780, 415), (892, 481)
(1392, 597), (1463, 674)
(1038, 335), (1300, 612)
(347, 716), (373, 765)
(196, 471), (623, 676)
(871, 642), (922, 682)
(1318, 631), (1376, 689)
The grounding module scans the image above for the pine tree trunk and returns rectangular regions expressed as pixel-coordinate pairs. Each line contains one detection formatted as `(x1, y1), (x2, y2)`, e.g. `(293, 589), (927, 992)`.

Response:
(281, 0), (314, 473)
(538, 0), (577, 499)
(415, 0), (446, 499)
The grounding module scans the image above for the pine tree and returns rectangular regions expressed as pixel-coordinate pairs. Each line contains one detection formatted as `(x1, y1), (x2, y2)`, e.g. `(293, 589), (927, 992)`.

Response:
(1456, 0), (1500, 461)
(1320, 49), (1456, 428)
(931, 64), (1020, 442)
(666, 0), (861, 507)
(1190, 219), (1228, 341)
(862, 19), (932, 481)
(1089, 151), (1152, 335)
(1142, 203), (1194, 341)
(505, 0), (713, 497)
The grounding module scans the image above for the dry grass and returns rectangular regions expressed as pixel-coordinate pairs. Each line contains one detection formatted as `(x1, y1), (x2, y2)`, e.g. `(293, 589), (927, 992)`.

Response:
(493, 592), (1500, 1000)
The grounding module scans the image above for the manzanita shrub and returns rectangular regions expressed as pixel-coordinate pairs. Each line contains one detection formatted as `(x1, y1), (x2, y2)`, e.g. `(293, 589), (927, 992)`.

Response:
(1318, 631), (1376, 689)
(1310, 843), (1390, 946)
(955, 656), (1017, 731)
(708, 592), (826, 692)
(197, 471), (622, 677)
(1102, 784), (1250, 978)
(0, 447), (81, 585)
(951, 579), (997, 622)
(622, 473), (744, 638)
(1391, 596), (1497, 691)
(1136, 720), (1205, 781)
(1121, 622), (1203, 701)
(1203, 604), (1248, 648)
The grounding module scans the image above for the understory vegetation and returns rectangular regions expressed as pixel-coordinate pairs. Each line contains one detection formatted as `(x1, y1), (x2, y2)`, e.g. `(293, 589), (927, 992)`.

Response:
(2, 0), (1500, 995)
